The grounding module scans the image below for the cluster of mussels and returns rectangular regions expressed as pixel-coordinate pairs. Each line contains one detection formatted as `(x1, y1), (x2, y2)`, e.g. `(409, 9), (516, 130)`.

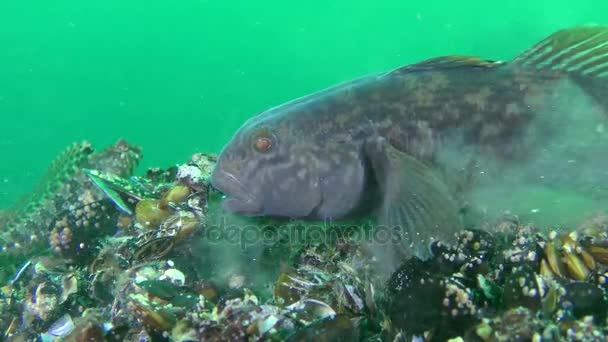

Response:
(0, 143), (370, 342)
(0, 142), (215, 341)
(4, 141), (608, 342)
(0, 140), (142, 282)
(383, 217), (608, 341)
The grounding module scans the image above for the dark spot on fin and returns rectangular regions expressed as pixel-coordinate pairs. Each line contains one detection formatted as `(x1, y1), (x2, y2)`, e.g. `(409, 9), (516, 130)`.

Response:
(390, 55), (503, 75)
(365, 138), (463, 260)
(513, 25), (608, 77)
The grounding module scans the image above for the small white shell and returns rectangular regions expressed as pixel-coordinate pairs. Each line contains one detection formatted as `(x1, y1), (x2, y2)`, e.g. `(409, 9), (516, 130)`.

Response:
(160, 268), (186, 286)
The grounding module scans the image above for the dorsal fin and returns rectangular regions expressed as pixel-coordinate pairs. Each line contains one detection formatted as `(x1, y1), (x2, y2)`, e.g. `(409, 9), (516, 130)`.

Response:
(513, 25), (608, 77)
(390, 56), (504, 75)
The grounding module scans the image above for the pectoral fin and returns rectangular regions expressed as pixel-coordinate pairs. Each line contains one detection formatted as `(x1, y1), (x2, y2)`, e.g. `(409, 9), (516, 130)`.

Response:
(365, 138), (463, 259)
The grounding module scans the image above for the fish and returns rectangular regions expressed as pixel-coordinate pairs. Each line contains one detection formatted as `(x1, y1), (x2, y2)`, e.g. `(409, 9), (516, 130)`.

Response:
(211, 26), (608, 259)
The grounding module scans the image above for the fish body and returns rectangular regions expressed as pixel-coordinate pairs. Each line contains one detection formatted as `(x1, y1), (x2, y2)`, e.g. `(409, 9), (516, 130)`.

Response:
(211, 26), (608, 258)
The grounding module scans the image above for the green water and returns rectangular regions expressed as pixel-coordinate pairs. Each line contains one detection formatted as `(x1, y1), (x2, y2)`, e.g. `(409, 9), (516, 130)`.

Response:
(1, 1), (608, 208)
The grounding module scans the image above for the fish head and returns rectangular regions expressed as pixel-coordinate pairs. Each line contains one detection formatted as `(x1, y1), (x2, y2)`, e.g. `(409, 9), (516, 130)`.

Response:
(211, 114), (322, 218)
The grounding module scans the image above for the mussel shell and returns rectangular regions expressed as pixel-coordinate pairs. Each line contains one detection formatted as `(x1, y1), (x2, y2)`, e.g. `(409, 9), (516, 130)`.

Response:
(584, 244), (608, 265)
(385, 258), (477, 338)
(137, 280), (198, 308)
(130, 301), (177, 334)
(135, 199), (173, 230)
(286, 315), (361, 342)
(544, 240), (567, 278)
(502, 264), (544, 311)
(488, 307), (544, 341)
(194, 281), (219, 302)
(560, 282), (607, 321)
(131, 236), (175, 263)
(563, 249), (591, 281)
(456, 229), (497, 258)
(274, 270), (326, 307)
(163, 185), (191, 204)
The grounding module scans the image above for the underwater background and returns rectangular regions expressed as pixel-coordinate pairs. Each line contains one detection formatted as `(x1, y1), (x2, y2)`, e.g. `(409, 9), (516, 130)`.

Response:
(1, 1), (608, 209)
(5, 2), (608, 341)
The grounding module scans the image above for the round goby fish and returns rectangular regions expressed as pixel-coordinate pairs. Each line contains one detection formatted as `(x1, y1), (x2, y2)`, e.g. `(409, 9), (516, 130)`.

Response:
(211, 26), (608, 259)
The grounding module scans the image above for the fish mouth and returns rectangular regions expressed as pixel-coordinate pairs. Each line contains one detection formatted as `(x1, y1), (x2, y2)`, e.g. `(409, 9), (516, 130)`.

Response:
(210, 169), (262, 215)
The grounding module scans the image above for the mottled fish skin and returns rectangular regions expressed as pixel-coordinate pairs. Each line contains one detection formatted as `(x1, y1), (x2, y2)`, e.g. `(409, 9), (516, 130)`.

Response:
(211, 26), (608, 258)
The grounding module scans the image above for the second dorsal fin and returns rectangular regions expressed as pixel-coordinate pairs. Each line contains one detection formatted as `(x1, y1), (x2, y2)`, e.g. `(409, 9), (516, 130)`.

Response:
(513, 25), (608, 77)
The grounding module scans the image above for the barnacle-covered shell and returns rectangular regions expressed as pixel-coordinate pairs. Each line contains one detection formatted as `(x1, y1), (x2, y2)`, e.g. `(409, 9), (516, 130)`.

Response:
(468, 307), (544, 341)
(385, 258), (477, 339)
(560, 282), (608, 321)
(503, 265), (545, 311)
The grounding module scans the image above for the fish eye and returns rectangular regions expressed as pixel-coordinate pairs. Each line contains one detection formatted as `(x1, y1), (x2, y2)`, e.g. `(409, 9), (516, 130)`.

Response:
(253, 134), (273, 153)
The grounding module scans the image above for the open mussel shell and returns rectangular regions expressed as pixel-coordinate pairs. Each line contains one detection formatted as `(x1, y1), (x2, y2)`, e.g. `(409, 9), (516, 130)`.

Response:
(83, 168), (150, 215)
(274, 271), (325, 307)
(288, 298), (336, 324)
(342, 284), (365, 314)
(160, 212), (202, 242)
(44, 314), (75, 339)
(131, 236), (176, 263)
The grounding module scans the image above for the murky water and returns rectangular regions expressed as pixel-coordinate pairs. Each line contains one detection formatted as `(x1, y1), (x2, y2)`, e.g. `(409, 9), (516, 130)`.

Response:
(1, 1), (607, 208)
(3, 2), (608, 341)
